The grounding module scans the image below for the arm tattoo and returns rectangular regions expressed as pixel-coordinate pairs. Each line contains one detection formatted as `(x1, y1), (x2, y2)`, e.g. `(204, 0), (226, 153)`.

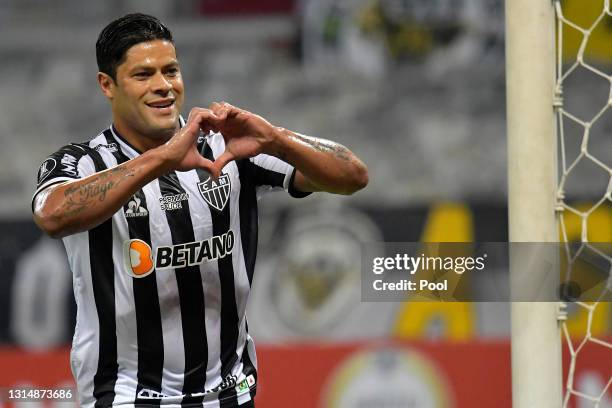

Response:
(289, 133), (351, 161)
(62, 165), (136, 215)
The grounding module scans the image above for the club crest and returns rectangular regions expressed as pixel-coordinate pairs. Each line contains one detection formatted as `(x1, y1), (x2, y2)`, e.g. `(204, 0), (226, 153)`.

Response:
(198, 174), (231, 211)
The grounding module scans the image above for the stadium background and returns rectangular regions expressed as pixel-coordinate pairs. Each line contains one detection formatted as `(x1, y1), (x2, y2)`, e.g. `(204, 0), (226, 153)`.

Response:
(0, 0), (610, 406)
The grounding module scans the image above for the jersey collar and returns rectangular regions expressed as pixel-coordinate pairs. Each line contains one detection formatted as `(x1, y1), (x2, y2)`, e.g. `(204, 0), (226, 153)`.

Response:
(109, 116), (186, 160)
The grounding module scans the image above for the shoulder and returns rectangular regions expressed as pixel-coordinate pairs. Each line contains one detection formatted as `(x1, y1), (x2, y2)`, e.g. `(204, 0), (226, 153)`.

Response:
(36, 143), (89, 182)
(44, 129), (113, 159)
(35, 129), (112, 184)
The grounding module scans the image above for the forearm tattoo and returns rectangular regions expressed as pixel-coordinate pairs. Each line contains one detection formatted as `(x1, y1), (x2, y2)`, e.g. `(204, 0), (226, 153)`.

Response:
(62, 166), (136, 216)
(289, 133), (351, 161)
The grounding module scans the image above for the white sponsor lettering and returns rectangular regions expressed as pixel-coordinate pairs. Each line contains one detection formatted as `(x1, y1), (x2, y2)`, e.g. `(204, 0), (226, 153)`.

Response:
(94, 143), (118, 153)
(155, 230), (235, 269)
(60, 154), (78, 177)
(159, 193), (189, 211)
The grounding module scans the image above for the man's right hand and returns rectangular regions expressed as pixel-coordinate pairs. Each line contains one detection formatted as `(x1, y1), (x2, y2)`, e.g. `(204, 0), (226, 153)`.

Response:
(33, 108), (225, 239)
(159, 108), (225, 173)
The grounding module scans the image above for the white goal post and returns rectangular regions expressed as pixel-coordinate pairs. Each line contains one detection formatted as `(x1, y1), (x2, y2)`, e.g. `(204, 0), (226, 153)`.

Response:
(506, 0), (564, 407)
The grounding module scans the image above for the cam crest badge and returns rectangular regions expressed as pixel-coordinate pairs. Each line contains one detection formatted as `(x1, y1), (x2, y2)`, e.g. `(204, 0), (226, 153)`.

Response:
(198, 174), (231, 211)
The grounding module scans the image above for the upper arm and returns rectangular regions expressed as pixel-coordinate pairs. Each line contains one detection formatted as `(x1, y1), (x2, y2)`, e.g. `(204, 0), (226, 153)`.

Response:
(31, 144), (93, 212)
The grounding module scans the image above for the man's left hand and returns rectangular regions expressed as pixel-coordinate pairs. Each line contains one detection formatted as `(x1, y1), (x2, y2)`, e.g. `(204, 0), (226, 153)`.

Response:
(202, 102), (278, 178)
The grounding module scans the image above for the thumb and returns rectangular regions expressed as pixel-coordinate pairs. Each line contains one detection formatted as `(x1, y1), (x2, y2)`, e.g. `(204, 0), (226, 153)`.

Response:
(209, 151), (235, 179)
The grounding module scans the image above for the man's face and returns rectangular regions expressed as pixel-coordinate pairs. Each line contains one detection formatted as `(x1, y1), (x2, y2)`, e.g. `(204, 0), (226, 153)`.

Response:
(108, 39), (184, 141)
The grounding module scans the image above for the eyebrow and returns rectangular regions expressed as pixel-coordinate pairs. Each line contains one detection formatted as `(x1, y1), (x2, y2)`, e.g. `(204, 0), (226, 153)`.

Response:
(129, 60), (179, 72)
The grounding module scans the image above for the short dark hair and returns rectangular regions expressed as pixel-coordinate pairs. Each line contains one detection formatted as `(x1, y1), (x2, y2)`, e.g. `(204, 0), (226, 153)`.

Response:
(96, 13), (174, 81)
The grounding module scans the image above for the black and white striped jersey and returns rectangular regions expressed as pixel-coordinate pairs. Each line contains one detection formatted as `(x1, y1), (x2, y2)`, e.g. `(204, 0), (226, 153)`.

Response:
(32, 122), (309, 408)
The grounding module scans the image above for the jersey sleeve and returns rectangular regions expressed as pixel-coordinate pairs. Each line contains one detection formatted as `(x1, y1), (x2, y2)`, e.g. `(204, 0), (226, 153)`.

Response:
(31, 143), (95, 211)
(250, 154), (312, 199)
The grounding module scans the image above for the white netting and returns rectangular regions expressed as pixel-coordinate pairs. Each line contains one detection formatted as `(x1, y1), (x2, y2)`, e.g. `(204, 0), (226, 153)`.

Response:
(555, 1), (612, 406)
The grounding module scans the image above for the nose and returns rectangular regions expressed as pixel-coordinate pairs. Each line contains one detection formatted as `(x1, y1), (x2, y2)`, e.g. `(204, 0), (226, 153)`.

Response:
(151, 72), (172, 94)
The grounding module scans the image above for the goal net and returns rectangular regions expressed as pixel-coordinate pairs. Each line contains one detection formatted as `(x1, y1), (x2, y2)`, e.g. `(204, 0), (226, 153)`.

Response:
(555, 0), (612, 406)
(507, 0), (611, 406)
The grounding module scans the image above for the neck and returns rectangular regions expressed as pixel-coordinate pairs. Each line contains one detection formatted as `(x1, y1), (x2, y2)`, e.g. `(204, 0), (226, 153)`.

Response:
(112, 120), (177, 153)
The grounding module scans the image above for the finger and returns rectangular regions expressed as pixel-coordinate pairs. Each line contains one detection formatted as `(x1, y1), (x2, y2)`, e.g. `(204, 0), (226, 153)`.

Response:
(219, 102), (237, 116)
(187, 107), (200, 124)
(221, 102), (248, 118)
(199, 117), (220, 135)
(196, 157), (215, 173)
(209, 102), (229, 121)
(208, 101), (222, 111)
(223, 106), (242, 122)
(179, 111), (218, 142)
(180, 117), (201, 137)
(209, 151), (235, 179)
(190, 109), (226, 134)
(199, 124), (214, 136)
(187, 107), (214, 124)
(189, 107), (221, 121)
(217, 107), (229, 121)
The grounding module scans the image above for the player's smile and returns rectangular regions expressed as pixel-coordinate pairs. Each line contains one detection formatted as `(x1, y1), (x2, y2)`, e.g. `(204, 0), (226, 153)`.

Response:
(146, 97), (176, 114)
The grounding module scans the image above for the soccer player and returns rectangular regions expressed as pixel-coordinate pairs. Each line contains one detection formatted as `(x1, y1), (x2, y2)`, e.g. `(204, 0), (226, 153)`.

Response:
(31, 13), (367, 408)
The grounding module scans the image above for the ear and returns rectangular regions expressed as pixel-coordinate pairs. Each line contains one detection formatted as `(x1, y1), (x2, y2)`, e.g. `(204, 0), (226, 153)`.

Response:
(97, 72), (115, 99)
